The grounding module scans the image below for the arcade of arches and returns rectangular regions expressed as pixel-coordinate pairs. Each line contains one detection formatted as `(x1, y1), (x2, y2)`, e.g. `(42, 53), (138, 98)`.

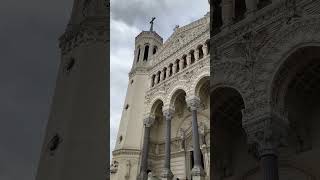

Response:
(211, 46), (320, 180)
(139, 77), (210, 180)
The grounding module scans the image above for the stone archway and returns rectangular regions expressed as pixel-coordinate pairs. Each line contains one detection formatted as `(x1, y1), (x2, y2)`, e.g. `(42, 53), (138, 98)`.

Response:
(269, 46), (320, 179)
(211, 86), (257, 179)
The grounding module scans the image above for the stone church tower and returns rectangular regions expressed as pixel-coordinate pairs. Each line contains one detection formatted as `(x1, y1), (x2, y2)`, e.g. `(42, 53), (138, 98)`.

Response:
(111, 10), (210, 180)
(36, 1), (109, 180)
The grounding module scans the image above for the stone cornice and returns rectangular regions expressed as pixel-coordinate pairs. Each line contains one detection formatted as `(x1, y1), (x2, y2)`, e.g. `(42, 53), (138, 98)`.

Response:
(112, 149), (141, 156)
(128, 67), (150, 79)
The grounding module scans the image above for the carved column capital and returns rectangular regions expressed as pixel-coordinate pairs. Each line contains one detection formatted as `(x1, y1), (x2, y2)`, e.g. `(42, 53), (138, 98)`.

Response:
(244, 112), (289, 158)
(186, 96), (201, 111)
(162, 108), (175, 120)
(143, 116), (155, 128)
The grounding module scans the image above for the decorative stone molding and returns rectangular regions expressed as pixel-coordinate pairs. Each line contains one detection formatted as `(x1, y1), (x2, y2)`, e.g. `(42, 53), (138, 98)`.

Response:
(186, 96), (201, 111)
(112, 149), (141, 156)
(162, 108), (175, 120)
(144, 116), (155, 127)
(110, 160), (119, 174)
(243, 110), (289, 158)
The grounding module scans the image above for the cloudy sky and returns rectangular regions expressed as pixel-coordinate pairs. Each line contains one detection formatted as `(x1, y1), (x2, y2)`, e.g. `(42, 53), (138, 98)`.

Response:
(0, 0), (208, 180)
(110, 0), (209, 159)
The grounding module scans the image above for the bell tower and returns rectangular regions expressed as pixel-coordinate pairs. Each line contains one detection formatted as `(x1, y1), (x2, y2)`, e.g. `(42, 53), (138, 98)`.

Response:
(110, 19), (163, 180)
(131, 17), (163, 71)
(36, 1), (109, 180)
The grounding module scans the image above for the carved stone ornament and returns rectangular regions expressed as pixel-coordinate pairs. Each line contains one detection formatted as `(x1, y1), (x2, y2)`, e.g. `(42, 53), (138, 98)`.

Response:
(162, 108), (175, 120)
(245, 113), (289, 158)
(143, 116), (155, 127)
(110, 160), (119, 174)
(161, 168), (174, 178)
(186, 96), (201, 111)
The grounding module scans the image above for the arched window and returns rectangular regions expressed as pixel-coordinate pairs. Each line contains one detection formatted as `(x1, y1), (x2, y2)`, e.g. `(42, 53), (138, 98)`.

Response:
(258, 0), (271, 9)
(206, 40), (210, 55)
(198, 46), (204, 59)
(234, 0), (246, 22)
(190, 51), (195, 64)
(169, 64), (173, 77)
(151, 75), (156, 87)
(163, 67), (167, 80)
(136, 47), (141, 62)
(157, 71), (161, 83)
(182, 55), (187, 68)
(143, 45), (149, 61)
(176, 60), (180, 73)
(153, 46), (158, 54)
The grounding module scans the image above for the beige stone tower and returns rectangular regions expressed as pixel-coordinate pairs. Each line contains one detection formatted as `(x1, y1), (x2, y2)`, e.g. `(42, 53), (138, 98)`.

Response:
(36, 1), (109, 180)
(111, 24), (163, 180)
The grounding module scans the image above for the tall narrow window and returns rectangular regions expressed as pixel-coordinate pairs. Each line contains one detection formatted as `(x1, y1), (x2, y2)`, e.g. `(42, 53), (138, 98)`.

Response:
(157, 71), (161, 83)
(151, 75), (156, 87)
(198, 46), (204, 59)
(176, 60), (180, 73)
(234, 0), (246, 22)
(169, 64), (173, 76)
(137, 48), (141, 62)
(143, 45), (149, 61)
(163, 68), (167, 80)
(206, 40), (210, 55)
(183, 55), (187, 68)
(190, 51), (195, 64)
(153, 46), (158, 54)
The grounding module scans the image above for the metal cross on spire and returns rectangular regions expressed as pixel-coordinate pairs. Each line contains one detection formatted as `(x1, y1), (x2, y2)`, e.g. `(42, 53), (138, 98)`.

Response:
(149, 17), (156, 31)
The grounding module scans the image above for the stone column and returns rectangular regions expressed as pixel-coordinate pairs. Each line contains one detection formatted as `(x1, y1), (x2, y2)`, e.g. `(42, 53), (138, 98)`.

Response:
(187, 54), (192, 66)
(173, 63), (177, 74)
(195, 49), (200, 61)
(160, 71), (164, 81)
(148, 44), (153, 60)
(244, 112), (288, 180)
(187, 97), (205, 180)
(138, 116), (155, 180)
(203, 44), (208, 56)
(166, 67), (171, 77)
(179, 59), (184, 71)
(245, 0), (258, 16)
(154, 73), (159, 85)
(222, 0), (233, 27)
(161, 108), (174, 180)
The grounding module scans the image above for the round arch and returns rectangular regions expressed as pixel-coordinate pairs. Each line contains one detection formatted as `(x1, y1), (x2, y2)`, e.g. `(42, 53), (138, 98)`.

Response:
(149, 99), (164, 116)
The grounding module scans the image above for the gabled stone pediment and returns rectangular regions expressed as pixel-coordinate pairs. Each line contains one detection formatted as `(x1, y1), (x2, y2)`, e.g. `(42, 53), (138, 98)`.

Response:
(152, 13), (209, 63)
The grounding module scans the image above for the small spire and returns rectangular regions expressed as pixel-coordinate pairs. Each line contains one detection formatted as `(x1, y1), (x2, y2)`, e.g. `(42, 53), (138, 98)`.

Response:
(149, 17), (156, 31)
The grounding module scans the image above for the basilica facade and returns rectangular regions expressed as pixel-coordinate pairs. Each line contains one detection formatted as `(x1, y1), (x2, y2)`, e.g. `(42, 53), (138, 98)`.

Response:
(211, 0), (320, 180)
(111, 13), (210, 180)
